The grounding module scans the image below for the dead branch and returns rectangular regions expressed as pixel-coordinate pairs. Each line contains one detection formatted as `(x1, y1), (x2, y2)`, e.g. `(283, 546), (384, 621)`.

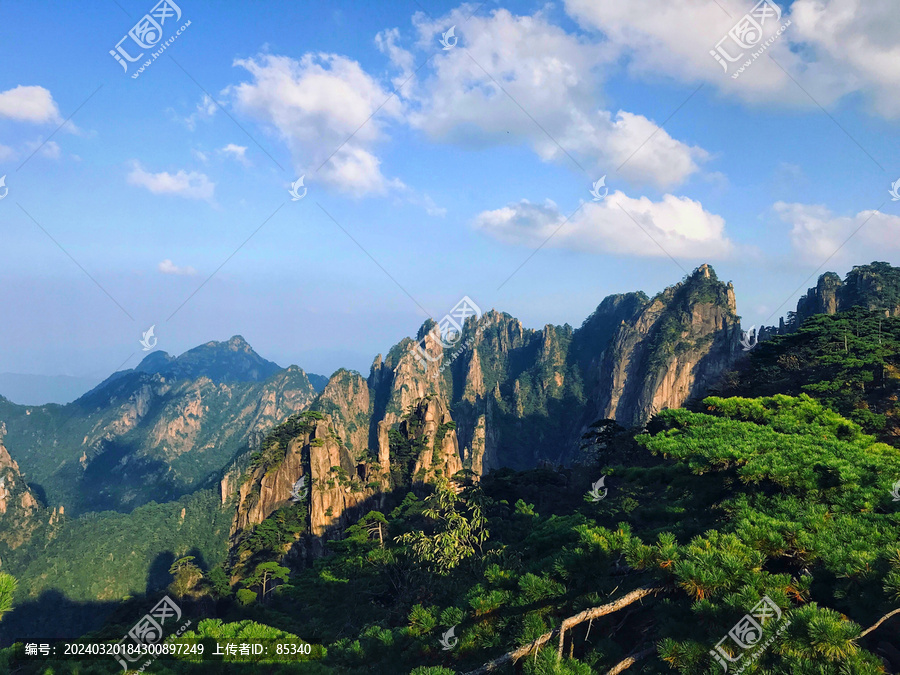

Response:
(557, 586), (666, 658)
(859, 607), (900, 638)
(604, 646), (656, 675)
(462, 586), (666, 675)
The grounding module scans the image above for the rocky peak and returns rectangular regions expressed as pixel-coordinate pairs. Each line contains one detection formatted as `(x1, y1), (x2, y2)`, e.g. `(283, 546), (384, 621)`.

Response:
(0, 423), (43, 549)
(764, 262), (900, 336)
(135, 335), (283, 383)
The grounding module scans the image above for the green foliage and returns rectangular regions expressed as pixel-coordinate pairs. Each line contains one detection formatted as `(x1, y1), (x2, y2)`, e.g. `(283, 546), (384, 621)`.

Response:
(0, 573), (16, 621)
(168, 556), (203, 599)
(236, 588), (257, 606)
(244, 561), (290, 600)
(395, 481), (489, 575)
(5, 488), (230, 604)
(720, 307), (900, 441)
(206, 565), (231, 599)
(237, 504), (307, 561)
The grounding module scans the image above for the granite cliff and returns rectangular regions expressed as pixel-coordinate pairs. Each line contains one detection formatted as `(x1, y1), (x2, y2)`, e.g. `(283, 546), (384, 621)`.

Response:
(228, 264), (744, 555)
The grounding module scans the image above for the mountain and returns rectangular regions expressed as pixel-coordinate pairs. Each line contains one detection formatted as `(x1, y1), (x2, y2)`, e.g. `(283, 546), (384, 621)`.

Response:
(763, 261), (900, 336)
(0, 337), (319, 515)
(226, 264), (742, 550)
(0, 423), (46, 555)
(0, 373), (101, 406)
(133, 335), (283, 382)
(306, 373), (329, 393)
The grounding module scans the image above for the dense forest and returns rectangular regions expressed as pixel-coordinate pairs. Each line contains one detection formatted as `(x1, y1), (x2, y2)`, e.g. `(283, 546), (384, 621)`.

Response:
(2, 298), (899, 673)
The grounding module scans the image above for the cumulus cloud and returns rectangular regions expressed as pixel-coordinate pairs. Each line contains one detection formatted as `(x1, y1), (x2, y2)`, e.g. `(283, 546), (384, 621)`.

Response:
(158, 259), (198, 276)
(0, 85), (63, 124)
(380, 6), (707, 188)
(563, 0), (900, 117)
(776, 202), (900, 265)
(229, 53), (404, 195)
(475, 192), (734, 259)
(127, 162), (215, 201)
(220, 143), (249, 165)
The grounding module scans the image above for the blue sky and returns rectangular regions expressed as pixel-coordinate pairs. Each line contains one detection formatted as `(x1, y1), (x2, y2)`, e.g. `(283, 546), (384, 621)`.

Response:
(1, 0), (899, 381)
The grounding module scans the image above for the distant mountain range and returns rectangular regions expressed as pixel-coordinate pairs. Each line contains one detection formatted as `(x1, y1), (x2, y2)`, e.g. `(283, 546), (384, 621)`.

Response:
(0, 339), (328, 405)
(0, 336), (327, 517)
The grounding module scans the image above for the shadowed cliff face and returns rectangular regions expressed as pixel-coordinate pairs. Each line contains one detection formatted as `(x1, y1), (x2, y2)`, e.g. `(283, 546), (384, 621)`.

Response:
(357, 263), (740, 470)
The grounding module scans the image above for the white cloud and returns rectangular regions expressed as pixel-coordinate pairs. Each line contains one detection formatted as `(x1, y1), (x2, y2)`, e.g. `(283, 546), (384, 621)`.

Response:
(475, 192), (734, 259)
(776, 202), (900, 265)
(229, 53), (404, 195)
(158, 259), (198, 276)
(381, 6), (707, 188)
(191, 149), (209, 163)
(184, 94), (218, 130)
(563, 0), (900, 117)
(127, 162), (215, 201)
(0, 85), (63, 124)
(0, 144), (17, 161)
(220, 143), (250, 165)
(23, 139), (61, 160)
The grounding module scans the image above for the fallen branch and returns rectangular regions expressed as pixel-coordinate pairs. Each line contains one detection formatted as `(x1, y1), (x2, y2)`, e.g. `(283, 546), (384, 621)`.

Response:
(859, 607), (900, 638)
(462, 586), (666, 675)
(604, 646), (656, 675)
(557, 586), (666, 658)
